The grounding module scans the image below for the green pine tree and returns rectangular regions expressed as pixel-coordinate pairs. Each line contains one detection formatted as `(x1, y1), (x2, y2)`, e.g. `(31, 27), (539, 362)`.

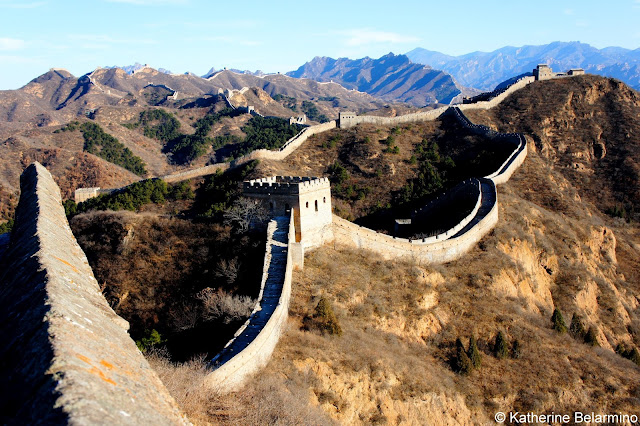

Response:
(628, 348), (640, 366)
(511, 339), (522, 359)
(467, 335), (482, 369)
(455, 338), (473, 375)
(569, 313), (586, 338)
(584, 326), (599, 347)
(494, 331), (509, 360)
(551, 308), (568, 333)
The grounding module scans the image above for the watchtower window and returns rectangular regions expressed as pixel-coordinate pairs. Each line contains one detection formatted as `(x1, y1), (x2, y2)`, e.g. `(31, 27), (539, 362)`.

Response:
(306, 201), (309, 208)
(315, 200), (318, 212)
(323, 197), (326, 203)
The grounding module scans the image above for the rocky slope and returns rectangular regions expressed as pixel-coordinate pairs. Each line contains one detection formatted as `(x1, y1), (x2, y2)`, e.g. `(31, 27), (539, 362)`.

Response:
(464, 74), (640, 219)
(287, 53), (467, 106)
(207, 74), (640, 424)
(407, 41), (640, 91)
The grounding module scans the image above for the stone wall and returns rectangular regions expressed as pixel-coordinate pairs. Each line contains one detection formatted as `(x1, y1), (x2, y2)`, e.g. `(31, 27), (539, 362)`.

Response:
(230, 120), (337, 165)
(327, 99), (530, 263)
(450, 107), (528, 184)
(457, 76), (536, 111)
(337, 76), (535, 129)
(338, 107), (448, 128)
(205, 213), (294, 392)
(160, 162), (230, 184)
(330, 178), (498, 264)
(0, 163), (188, 425)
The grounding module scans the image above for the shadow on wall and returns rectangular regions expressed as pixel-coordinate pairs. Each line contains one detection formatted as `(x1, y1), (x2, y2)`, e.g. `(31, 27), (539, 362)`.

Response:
(0, 163), (187, 425)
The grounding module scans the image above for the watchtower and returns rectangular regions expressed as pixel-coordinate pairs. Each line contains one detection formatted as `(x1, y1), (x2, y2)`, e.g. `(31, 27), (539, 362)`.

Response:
(338, 111), (357, 128)
(243, 176), (332, 249)
(533, 64), (554, 81)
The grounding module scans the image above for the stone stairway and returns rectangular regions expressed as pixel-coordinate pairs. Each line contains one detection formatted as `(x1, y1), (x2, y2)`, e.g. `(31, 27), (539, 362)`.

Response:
(210, 215), (290, 368)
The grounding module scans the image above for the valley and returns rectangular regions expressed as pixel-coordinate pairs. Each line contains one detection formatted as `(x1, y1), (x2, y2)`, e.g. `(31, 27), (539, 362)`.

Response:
(1, 53), (640, 425)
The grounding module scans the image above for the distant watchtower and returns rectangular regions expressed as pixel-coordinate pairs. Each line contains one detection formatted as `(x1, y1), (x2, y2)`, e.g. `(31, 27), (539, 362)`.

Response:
(243, 176), (332, 249)
(533, 64), (554, 81)
(338, 111), (357, 128)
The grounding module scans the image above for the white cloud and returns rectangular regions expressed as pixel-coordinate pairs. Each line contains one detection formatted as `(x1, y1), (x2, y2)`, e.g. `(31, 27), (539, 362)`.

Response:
(0, 37), (25, 50)
(105, 0), (186, 4)
(334, 29), (420, 47)
(563, 8), (574, 15)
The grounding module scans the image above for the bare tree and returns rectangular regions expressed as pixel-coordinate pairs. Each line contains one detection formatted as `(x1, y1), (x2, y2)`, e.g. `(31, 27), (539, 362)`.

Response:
(223, 197), (269, 233)
(196, 287), (255, 324)
(169, 301), (201, 332)
(215, 257), (240, 285)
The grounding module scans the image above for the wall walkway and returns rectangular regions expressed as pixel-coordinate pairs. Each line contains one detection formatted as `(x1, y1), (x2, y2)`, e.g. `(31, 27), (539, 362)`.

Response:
(0, 163), (188, 425)
(330, 178), (498, 264)
(205, 214), (294, 391)
(327, 103), (529, 263)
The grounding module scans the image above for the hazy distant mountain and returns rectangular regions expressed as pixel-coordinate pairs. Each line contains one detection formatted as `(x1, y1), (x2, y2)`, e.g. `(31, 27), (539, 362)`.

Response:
(106, 63), (173, 75)
(203, 68), (266, 78)
(406, 41), (640, 91)
(287, 53), (465, 106)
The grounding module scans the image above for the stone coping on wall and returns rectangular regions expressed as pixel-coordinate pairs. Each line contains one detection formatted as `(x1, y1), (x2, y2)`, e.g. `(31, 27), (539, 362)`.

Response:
(0, 162), (188, 425)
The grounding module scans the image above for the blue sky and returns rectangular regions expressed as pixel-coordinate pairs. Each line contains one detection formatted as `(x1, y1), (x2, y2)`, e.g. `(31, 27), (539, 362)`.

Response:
(0, 0), (639, 90)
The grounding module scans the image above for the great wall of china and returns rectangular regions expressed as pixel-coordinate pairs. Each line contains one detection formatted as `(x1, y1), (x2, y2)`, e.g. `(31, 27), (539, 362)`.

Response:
(1, 69), (579, 420)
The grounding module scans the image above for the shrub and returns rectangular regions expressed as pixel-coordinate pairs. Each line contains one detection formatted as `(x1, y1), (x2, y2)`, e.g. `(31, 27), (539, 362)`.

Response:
(139, 109), (181, 142)
(551, 308), (568, 333)
(136, 329), (165, 353)
(169, 181), (194, 200)
(196, 287), (255, 324)
(629, 348), (640, 366)
(584, 326), (599, 347)
(304, 297), (342, 336)
(494, 331), (509, 359)
(467, 335), (482, 368)
(327, 161), (350, 185)
(511, 339), (522, 359)
(301, 100), (329, 123)
(0, 218), (13, 234)
(76, 179), (169, 213)
(569, 313), (586, 339)
(63, 200), (77, 217)
(455, 338), (473, 375)
(164, 107), (240, 164)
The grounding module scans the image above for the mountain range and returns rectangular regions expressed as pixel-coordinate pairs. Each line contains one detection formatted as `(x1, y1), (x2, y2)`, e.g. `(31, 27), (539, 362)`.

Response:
(287, 53), (469, 106)
(406, 41), (640, 91)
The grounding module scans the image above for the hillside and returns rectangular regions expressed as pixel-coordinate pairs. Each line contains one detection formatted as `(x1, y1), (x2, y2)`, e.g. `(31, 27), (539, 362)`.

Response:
(407, 41), (640, 91)
(3, 65), (640, 423)
(464, 75), (640, 220)
(182, 75), (640, 423)
(287, 53), (468, 106)
(0, 65), (390, 221)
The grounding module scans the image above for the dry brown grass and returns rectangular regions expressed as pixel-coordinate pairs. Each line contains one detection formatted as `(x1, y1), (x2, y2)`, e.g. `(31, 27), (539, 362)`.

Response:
(147, 350), (334, 425)
(242, 133), (640, 423)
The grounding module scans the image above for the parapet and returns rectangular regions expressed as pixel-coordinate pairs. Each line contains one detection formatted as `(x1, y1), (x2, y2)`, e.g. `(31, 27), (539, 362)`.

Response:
(243, 176), (330, 195)
(0, 163), (188, 425)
